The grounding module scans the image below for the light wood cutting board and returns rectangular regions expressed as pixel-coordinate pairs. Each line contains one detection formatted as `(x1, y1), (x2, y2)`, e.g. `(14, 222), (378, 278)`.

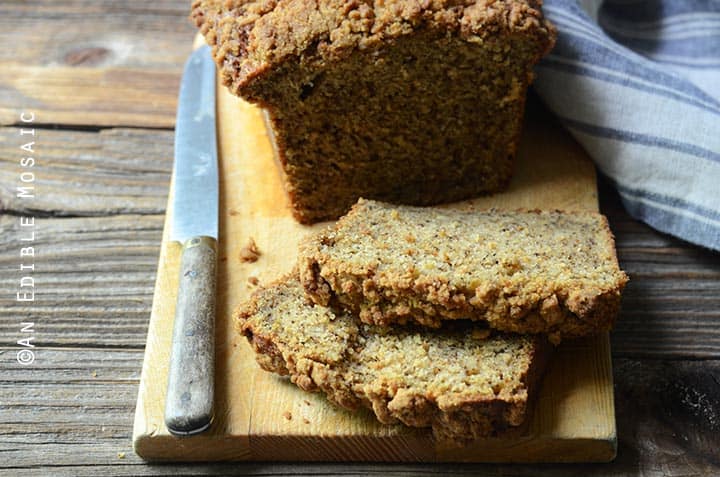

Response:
(132, 51), (616, 462)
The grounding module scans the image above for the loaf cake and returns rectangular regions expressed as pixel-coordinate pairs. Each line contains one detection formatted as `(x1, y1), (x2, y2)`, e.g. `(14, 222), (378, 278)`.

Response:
(238, 274), (550, 442)
(299, 199), (628, 343)
(191, 0), (556, 223)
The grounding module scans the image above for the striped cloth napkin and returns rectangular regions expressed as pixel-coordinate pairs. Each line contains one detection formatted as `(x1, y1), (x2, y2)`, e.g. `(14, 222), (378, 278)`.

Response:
(533, 0), (720, 251)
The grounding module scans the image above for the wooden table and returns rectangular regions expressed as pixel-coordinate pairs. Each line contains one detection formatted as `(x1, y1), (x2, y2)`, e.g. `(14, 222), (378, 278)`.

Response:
(1, 2), (718, 475)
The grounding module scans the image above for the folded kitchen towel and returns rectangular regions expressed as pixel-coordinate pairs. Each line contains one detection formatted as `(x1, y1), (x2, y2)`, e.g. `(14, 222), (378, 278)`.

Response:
(534, 0), (720, 251)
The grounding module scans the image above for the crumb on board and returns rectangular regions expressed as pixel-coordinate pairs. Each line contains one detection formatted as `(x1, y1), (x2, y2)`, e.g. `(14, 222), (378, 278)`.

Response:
(248, 276), (259, 286)
(117, 452), (125, 459)
(303, 399), (311, 406)
(283, 411), (292, 421)
(240, 238), (261, 263)
(91, 370), (97, 378)
(302, 418), (310, 424)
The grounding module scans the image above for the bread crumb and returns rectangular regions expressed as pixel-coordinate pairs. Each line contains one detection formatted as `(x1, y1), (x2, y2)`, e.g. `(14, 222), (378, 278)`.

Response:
(91, 370), (97, 378)
(248, 276), (259, 286)
(240, 238), (261, 263)
(302, 418), (310, 424)
(117, 452), (126, 459)
(282, 411), (292, 420)
(303, 399), (311, 406)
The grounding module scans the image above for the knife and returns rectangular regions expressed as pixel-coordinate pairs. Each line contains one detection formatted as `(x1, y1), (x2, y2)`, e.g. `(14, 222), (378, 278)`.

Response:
(164, 45), (218, 436)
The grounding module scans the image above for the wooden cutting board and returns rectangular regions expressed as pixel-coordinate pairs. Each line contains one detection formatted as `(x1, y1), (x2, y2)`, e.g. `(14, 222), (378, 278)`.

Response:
(132, 54), (616, 462)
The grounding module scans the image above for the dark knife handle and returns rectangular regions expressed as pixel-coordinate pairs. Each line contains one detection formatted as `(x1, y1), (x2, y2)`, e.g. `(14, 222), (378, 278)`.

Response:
(164, 236), (217, 436)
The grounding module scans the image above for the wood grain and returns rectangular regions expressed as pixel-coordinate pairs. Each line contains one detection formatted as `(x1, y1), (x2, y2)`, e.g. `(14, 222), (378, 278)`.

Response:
(0, 127), (173, 216)
(0, 214), (163, 348)
(0, 1), (192, 67)
(0, 1), (195, 127)
(2, 348), (718, 475)
(0, 66), (184, 128)
(132, 78), (617, 462)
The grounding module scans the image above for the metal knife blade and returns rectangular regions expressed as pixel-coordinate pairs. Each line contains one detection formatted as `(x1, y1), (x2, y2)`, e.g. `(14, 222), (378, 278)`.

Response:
(164, 45), (218, 437)
(170, 45), (218, 243)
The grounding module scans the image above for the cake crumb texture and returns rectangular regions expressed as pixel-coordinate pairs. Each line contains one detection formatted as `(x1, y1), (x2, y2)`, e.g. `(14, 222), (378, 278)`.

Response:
(299, 199), (628, 343)
(237, 274), (550, 442)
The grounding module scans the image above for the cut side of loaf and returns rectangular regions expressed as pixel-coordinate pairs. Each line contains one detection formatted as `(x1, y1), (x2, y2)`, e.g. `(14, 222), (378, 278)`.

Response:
(192, 0), (555, 223)
(237, 275), (550, 443)
(299, 199), (628, 343)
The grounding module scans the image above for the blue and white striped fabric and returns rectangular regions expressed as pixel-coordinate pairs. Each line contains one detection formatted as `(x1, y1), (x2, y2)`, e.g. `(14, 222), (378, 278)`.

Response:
(533, 0), (720, 251)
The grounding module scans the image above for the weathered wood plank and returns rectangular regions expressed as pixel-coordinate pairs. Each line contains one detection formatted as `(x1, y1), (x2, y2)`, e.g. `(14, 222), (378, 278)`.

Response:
(0, 127), (173, 216)
(0, 1), (194, 127)
(0, 214), (164, 348)
(0, 66), (184, 128)
(0, 1), (192, 68)
(2, 351), (718, 475)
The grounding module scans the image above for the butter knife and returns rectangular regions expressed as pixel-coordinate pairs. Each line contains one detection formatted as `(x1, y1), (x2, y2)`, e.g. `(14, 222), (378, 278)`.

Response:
(164, 45), (218, 436)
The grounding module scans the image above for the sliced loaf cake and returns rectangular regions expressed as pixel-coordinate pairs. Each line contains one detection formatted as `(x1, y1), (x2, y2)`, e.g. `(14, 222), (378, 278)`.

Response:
(299, 199), (628, 343)
(238, 274), (550, 442)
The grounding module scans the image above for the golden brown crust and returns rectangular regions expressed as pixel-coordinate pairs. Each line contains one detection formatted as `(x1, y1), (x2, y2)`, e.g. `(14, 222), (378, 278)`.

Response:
(237, 274), (551, 443)
(192, 0), (555, 93)
(299, 200), (629, 343)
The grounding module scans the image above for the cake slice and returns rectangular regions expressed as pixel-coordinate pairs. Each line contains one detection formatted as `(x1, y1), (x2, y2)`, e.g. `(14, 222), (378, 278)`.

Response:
(192, 0), (555, 223)
(237, 274), (550, 443)
(299, 199), (628, 343)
